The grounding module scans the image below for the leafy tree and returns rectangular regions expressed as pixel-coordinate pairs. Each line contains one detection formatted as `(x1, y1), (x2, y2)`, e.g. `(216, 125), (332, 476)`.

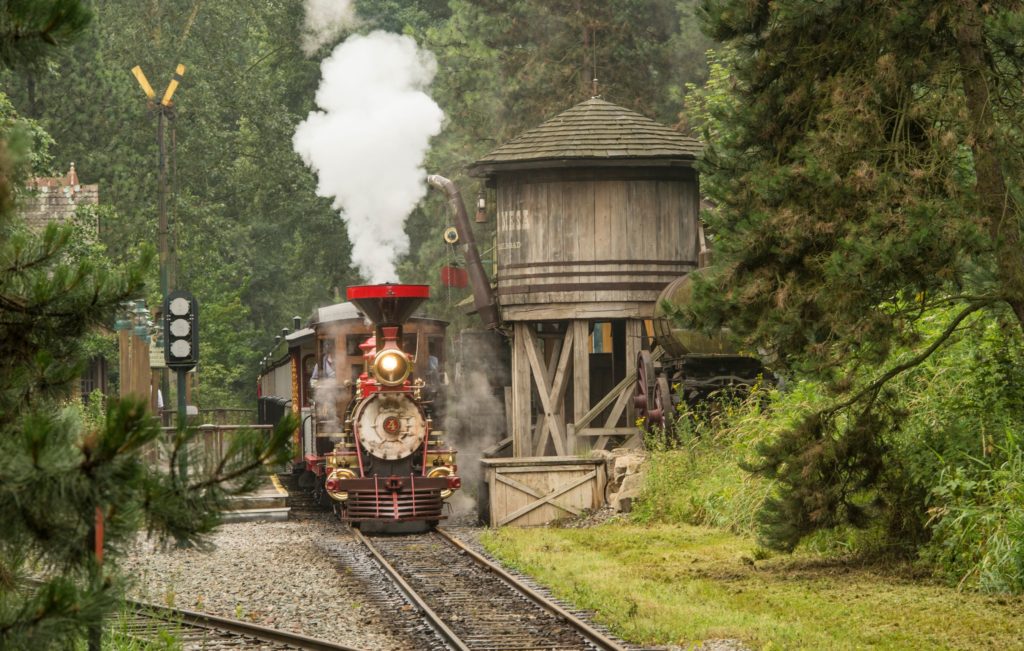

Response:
(0, 7), (294, 647)
(0, 0), (719, 407)
(686, 0), (1024, 550)
(0, 0), (92, 70)
(0, 0), (364, 406)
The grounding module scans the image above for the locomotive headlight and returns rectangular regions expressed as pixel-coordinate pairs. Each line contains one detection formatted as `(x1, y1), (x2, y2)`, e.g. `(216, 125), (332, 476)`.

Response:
(372, 350), (410, 386)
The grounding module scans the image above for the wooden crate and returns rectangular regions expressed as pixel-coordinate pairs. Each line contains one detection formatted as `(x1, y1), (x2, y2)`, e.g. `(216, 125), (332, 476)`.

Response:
(481, 457), (606, 527)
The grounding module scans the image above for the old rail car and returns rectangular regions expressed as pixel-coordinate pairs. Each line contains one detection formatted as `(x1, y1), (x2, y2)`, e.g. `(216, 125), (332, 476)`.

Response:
(633, 273), (767, 431)
(257, 285), (456, 531)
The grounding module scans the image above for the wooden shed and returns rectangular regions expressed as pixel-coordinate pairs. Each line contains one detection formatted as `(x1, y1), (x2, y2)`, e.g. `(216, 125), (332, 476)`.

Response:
(469, 97), (702, 463)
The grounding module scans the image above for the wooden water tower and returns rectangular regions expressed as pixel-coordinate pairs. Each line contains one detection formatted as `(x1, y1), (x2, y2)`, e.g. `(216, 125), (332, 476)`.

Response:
(469, 98), (702, 458)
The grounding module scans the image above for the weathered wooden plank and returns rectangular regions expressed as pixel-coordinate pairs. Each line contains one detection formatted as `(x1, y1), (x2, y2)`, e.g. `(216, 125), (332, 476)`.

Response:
(546, 327), (574, 455)
(571, 319), (590, 455)
(595, 379), (635, 450)
(502, 301), (669, 322)
(575, 427), (640, 437)
(480, 456), (604, 467)
(495, 470), (595, 526)
(524, 325), (565, 455)
(486, 466), (498, 527)
(512, 322), (533, 457)
(593, 180), (613, 277)
(624, 319), (642, 424)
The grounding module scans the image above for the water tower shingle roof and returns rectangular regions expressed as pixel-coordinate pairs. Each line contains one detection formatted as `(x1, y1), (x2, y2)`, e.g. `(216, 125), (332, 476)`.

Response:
(468, 98), (701, 176)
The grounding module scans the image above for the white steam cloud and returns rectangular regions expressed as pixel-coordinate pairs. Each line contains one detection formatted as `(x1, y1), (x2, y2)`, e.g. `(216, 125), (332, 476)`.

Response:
(293, 32), (445, 283)
(301, 0), (358, 55)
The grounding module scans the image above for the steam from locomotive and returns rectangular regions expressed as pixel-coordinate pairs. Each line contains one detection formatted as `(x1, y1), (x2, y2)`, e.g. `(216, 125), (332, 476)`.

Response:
(292, 31), (444, 283)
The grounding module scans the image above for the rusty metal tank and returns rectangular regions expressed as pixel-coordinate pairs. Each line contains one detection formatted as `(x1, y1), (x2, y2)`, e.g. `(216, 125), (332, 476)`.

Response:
(651, 274), (735, 357)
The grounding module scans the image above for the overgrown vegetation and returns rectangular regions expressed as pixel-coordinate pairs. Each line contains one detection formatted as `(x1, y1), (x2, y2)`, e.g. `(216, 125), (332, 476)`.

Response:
(674, 0), (1024, 559)
(483, 522), (1024, 650)
(636, 307), (1024, 593)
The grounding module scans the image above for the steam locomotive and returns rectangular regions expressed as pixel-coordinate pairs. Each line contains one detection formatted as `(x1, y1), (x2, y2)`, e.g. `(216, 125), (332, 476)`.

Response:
(258, 283), (459, 532)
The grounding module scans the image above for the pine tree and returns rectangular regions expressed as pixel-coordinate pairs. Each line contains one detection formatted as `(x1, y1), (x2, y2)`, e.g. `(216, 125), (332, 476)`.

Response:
(0, 4), (294, 647)
(688, 1), (1024, 549)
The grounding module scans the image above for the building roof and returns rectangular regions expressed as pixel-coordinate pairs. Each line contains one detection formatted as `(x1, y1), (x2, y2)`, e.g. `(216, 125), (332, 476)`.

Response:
(468, 98), (702, 176)
(313, 301), (362, 325)
(23, 163), (99, 232)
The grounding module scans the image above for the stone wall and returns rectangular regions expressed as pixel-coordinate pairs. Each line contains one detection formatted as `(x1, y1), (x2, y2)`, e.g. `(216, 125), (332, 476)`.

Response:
(592, 448), (647, 513)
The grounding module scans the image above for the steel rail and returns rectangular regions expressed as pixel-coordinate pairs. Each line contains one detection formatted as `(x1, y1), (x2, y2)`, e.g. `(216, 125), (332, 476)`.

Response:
(351, 527), (471, 651)
(125, 599), (362, 651)
(435, 527), (629, 651)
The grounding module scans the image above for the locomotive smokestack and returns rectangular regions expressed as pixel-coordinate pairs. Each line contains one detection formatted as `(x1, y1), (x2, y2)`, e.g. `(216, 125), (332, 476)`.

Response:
(427, 174), (501, 330)
(347, 284), (429, 326)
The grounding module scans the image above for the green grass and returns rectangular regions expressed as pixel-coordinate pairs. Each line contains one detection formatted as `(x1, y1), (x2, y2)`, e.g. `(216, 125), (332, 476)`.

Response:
(482, 522), (1024, 650)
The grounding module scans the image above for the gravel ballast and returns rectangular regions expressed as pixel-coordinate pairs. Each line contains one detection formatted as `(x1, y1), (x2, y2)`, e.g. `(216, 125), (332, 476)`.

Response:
(122, 516), (412, 650)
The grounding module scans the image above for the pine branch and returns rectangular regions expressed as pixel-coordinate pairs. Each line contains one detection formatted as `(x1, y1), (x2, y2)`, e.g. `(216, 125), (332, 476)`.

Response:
(821, 298), (997, 419)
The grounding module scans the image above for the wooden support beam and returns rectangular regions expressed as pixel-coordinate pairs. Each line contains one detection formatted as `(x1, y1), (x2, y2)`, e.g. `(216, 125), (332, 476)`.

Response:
(525, 325), (576, 456)
(523, 327), (555, 451)
(595, 379), (635, 450)
(574, 427), (638, 437)
(625, 319), (642, 424)
(570, 320), (590, 455)
(573, 346), (664, 431)
(531, 334), (560, 455)
(548, 327), (574, 453)
(512, 323), (533, 457)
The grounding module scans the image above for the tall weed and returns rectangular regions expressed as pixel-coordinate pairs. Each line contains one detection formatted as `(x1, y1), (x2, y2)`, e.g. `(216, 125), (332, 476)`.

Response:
(633, 382), (820, 534)
(923, 441), (1024, 593)
(634, 309), (1024, 593)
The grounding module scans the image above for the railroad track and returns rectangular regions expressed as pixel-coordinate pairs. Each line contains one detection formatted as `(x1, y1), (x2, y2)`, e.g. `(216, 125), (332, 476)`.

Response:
(352, 527), (631, 651)
(119, 600), (359, 650)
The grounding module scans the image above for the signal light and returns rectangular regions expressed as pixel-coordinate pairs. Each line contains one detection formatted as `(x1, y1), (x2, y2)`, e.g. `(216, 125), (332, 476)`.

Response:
(163, 290), (199, 370)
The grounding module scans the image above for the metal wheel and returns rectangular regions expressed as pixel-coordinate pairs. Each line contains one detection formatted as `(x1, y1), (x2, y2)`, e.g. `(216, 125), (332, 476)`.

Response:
(630, 350), (655, 427)
(651, 376), (673, 431)
(633, 350), (656, 416)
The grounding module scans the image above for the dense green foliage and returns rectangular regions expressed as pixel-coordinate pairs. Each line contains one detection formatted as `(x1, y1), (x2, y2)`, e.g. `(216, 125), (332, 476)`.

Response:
(638, 306), (1024, 592)
(682, 0), (1024, 553)
(0, 6), (294, 647)
(1, 1), (715, 404)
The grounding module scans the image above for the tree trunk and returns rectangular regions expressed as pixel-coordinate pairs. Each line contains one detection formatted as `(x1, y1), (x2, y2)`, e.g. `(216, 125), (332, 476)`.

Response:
(955, 1), (1024, 330)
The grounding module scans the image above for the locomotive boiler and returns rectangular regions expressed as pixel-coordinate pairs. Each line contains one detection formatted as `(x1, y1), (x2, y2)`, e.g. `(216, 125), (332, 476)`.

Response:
(319, 284), (460, 532)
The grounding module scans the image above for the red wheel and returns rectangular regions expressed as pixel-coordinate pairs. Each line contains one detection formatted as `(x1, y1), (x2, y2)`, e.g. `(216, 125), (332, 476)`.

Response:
(634, 350), (660, 430)
(650, 376), (673, 431)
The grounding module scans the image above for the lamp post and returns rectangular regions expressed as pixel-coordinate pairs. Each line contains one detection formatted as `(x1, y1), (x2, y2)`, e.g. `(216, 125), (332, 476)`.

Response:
(132, 64), (186, 421)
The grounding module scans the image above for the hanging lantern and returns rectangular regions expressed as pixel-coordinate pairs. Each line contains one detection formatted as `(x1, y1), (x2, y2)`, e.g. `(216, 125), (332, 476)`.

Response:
(440, 265), (468, 288)
(475, 191), (487, 223)
(132, 300), (149, 337)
